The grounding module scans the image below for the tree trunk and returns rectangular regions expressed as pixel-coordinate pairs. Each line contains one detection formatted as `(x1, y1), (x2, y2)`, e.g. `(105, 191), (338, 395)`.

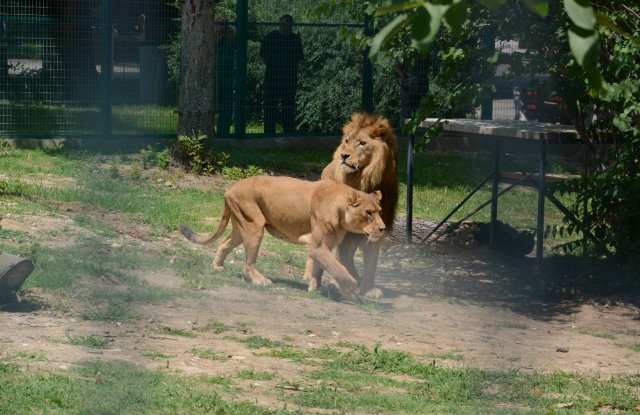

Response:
(177, 0), (216, 139)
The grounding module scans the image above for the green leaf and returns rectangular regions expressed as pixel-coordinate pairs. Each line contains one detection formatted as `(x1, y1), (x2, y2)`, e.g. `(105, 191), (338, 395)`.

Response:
(410, 3), (450, 54)
(369, 14), (410, 59)
(523, 0), (549, 18)
(595, 12), (640, 47)
(568, 25), (609, 92)
(564, 0), (596, 31)
(375, 1), (424, 17)
(443, 0), (468, 32)
(486, 51), (499, 64)
(568, 26), (598, 67)
(479, 0), (506, 9)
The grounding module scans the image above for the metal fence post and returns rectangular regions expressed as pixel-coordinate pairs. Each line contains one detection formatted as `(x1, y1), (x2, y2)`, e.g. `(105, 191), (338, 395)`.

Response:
(100, 0), (113, 138)
(480, 26), (495, 120)
(362, 14), (373, 113)
(234, 0), (248, 137)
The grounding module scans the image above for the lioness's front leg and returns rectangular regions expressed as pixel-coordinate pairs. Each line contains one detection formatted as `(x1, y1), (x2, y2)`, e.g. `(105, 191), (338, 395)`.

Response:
(310, 244), (359, 301)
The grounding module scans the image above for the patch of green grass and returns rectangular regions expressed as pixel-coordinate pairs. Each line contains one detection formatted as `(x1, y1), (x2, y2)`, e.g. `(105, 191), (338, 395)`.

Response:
(190, 348), (228, 361)
(2, 343), (640, 414)
(264, 347), (308, 363)
(141, 351), (175, 360)
(65, 334), (113, 349)
(284, 343), (640, 414)
(426, 350), (465, 361)
(226, 335), (286, 349)
(617, 343), (640, 352)
(159, 327), (196, 338)
(0, 359), (291, 415)
(495, 322), (528, 330)
(224, 147), (330, 177)
(576, 328), (616, 340)
(236, 368), (273, 381)
(18, 236), (183, 311)
(199, 320), (231, 334)
(12, 350), (48, 362)
(80, 304), (138, 322)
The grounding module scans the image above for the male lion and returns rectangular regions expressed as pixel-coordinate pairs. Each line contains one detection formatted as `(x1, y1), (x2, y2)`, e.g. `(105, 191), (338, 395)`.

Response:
(305, 113), (398, 299)
(180, 176), (386, 301)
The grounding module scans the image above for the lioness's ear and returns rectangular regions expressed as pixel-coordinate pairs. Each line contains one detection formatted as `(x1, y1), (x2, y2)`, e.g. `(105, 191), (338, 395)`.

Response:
(348, 191), (361, 208)
(372, 190), (382, 202)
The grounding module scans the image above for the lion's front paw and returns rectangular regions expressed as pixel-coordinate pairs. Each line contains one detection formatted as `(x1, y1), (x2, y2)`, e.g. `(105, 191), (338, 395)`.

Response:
(213, 263), (225, 271)
(361, 287), (383, 300)
(336, 280), (361, 303)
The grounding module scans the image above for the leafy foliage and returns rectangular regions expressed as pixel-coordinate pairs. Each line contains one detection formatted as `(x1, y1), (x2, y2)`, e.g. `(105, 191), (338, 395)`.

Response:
(221, 165), (265, 180)
(350, 0), (640, 260)
(496, 3), (640, 258)
(175, 133), (230, 175)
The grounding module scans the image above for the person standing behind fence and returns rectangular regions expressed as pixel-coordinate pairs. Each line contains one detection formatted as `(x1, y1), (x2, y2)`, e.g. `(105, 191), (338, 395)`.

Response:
(259, 14), (304, 134)
(394, 55), (430, 122)
(214, 16), (236, 137)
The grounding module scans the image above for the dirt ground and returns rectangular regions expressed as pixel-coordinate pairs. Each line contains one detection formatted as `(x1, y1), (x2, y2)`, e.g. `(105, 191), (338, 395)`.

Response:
(1, 172), (639, 399)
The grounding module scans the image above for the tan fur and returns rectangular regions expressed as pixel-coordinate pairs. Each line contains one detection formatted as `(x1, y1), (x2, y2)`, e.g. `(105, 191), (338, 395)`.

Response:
(180, 176), (386, 301)
(304, 113), (399, 299)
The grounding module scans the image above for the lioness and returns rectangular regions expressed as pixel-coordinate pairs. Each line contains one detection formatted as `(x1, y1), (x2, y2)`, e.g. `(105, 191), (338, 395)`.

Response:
(180, 176), (386, 301)
(304, 113), (399, 299)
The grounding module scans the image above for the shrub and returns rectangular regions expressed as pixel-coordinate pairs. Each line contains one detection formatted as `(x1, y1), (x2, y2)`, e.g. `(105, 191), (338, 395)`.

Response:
(221, 165), (265, 180)
(175, 133), (229, 175)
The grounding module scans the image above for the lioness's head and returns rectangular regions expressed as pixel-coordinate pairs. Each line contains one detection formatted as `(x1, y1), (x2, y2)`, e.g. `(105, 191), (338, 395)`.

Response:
(346, 190), (386, 242)
(335, 113), (397, 177)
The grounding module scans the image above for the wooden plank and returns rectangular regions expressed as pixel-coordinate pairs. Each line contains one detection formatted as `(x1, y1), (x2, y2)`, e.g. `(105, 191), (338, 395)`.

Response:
(419, 118), (581, 143)
(499, 171), (580, 185)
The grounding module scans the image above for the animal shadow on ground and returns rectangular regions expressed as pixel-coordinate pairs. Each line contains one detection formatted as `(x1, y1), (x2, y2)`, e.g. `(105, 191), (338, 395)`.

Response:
(376, 245), (640, 321)
(0, 291), (44, 313)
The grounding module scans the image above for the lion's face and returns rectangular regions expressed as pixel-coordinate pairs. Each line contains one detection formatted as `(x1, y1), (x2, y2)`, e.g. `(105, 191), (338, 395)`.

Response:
(337, 131), (378, 174)
(345, 190), (386, 241)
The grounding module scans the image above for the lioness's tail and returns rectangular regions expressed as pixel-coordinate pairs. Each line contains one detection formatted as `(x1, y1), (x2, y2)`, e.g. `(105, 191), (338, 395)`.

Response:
(179, 201), (231, 245)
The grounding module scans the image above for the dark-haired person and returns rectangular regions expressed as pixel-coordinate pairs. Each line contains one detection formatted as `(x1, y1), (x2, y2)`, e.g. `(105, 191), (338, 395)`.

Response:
(259, 14), (304, 133)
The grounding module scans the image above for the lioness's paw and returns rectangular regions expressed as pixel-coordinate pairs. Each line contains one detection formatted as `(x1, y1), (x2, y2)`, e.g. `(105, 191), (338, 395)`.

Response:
(253, 278), (273, 286)
(361, 287), (383, 300)
(213, 264), (225, 271)
(337, 282), (361, 303)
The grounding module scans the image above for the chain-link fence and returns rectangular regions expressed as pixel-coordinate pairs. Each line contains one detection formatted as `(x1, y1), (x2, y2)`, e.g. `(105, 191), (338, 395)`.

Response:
(1, 1), (552, 140)
(0, 1), (180, 139)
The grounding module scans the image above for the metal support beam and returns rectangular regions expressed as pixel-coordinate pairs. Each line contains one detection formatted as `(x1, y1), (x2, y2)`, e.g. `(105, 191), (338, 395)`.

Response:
(406, 132), (414, 244)
(100, 0), (113, 138)
(234, 0), (248, 136)
(362, 14), (374, 113)
(536, 137), (547, 261)
(489, 139), (500, 246)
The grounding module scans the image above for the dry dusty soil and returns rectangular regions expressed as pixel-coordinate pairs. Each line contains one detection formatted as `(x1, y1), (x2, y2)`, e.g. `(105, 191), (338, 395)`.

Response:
(1, 171), (639, 409)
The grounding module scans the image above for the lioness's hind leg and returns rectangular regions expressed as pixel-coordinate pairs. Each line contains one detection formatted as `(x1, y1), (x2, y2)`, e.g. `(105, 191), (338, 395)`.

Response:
(213, 227), (242, 270)
(239, 222), (272, 286)
(307, 260), (324, 292)
(302, 257), (314, 282)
